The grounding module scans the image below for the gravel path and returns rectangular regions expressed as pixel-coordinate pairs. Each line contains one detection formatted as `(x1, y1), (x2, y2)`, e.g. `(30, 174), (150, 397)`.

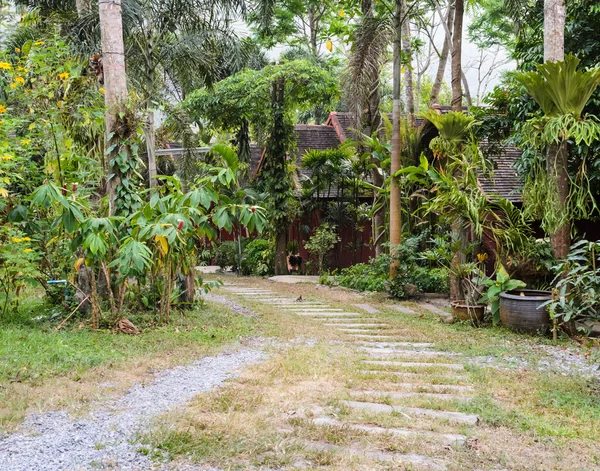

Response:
(203, 293), (258, 318)
(0, 348), (265, 471)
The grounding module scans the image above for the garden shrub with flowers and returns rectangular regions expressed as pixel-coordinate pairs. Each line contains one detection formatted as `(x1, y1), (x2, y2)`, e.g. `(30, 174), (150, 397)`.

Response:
(0, 34), (267, 330)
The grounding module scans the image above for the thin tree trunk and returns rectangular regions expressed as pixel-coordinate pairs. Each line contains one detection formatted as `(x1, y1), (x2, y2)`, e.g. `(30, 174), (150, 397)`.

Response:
(89, 268), (100, 330)
(461, 70), (473, 108)
(401, 0), (415, 125)
(99, 0), (128, 216)
(450, 0), (464, 111)
(372, 170), (386, 257)
(544, 0), (569, 259)
(390, 0), (402, 279)
(145, 108), (157, 187)
(430, 2), (454, 106)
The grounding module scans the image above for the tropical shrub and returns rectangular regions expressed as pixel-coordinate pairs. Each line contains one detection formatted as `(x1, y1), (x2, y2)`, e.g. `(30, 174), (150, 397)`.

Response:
(304, 223), (339, 275)
(335, 255), (391, 292)
(0, 226), (40, 316)
(241, 239), (274, 276)
(545, 240), (600, 327)
(215, 241), (238, 271)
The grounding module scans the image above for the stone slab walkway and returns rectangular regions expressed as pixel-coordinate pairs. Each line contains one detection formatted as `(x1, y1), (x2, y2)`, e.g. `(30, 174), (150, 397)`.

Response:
(220, 284), (482, 469)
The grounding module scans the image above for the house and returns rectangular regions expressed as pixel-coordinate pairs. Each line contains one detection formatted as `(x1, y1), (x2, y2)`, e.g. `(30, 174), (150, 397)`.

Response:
(249, 110), (524, 270)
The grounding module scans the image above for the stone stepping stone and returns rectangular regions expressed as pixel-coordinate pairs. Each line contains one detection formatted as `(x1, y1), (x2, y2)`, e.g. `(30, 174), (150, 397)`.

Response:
(370, 382), (475, 394)
(363, 360), (465, 370)
(271, 301), (326, 305)
(325, 324), (389, 332)
(361, 348), (458, 357)
(353, 303), (381, 314)
(312, 417), (466, 447)
(420, 303), (452, 318)
(390, 305), (417, 315)
(295, 312), (363, 317)
(349, 390), (472, 402)
(359, 370), (470, 382)
(285, 307), (344, 312)
(357, 342), (434, 348)
(322, 321), (385, 326)
(342, 400), (479, 426)
(300, 440), (447, 470)
(348, 334), (398, 339)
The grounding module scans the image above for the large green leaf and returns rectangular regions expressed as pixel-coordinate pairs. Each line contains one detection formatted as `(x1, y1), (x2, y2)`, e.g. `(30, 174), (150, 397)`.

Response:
(515, 54), (600, 119)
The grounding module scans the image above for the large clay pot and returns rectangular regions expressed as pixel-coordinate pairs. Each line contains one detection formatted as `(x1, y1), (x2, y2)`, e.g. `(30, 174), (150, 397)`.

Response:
(450, 301), (486, 325)
(499, 290), (552, 334)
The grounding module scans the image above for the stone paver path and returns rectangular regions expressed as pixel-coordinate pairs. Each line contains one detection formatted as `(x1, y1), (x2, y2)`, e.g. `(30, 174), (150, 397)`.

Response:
(221, 285), (480, 469)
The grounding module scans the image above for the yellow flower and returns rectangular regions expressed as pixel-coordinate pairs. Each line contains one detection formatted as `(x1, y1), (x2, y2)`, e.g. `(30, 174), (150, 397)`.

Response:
(99, 87), (106, 95)
(11, 237), (22, 243)
(20, 139), (31, 146)
(477, 253), (489, 262)
(21, 237), (31, 241)
(34, 41), (45, 46)
(58, 72), (69, 80)
(17, 66), (27, 73)
(23, 248), (32, 253)
(15, 48), (21, 53)
(57, 100), (64, 107)
(0, 154), (13, 161)
(15, 77), (24, 84)
(0, 62), (11, 70)
(0, 105), (6, 114)
(9, 83), (17, 88)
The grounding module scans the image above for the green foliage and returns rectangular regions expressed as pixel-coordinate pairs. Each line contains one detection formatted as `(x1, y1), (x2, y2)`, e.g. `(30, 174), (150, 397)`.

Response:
(546, 240), (600, 326)
(241, 239), (274, 276)
(0, 226), (40, 316)
(388, 234), (451, 299)
(304, 222), (339, 275)
(419, 110), (475, 158)
(335, 255), (391, 292)
(478, 264), (526, 325)
(515, 54), (600, 121)
(215, 241), (238, 271)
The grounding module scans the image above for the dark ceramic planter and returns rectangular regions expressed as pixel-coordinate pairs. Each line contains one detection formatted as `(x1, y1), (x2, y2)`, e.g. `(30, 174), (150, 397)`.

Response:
(499, 290), (552, 334)
(450, 301), (486, 325)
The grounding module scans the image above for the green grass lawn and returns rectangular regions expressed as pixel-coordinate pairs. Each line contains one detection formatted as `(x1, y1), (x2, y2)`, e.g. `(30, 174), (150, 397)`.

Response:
(0, 295), (256, 430)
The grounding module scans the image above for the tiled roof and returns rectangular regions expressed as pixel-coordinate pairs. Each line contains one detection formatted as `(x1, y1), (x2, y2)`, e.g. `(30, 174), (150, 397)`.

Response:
(250, 111), (523, 202)
(294, 124), (341, 165)
(480, 145), (522, 202)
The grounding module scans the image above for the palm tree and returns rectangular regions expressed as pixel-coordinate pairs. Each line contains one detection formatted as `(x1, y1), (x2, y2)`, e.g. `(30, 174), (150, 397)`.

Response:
(98, 0), (128, 215)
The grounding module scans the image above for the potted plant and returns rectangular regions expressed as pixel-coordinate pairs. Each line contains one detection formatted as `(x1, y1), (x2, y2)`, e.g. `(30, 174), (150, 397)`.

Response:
(449, 262), (487, 325)
(477, 264), (529, 327)
(423, 239), (487, 325)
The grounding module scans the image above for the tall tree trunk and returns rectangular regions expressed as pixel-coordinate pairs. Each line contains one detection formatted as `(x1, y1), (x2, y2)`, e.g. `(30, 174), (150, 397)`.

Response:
(268, 78), (290, 275)
(544, 0), (569, 259)
(450, 0), (464, 111)
(389, 0), (402, 279)
(99, 0), (128, 215)
(274, 230), (288, 275)
(144, 22), (157, 188)
(431, 1), (454, 106)
(401, 0), (415, 125)
(372, 170), (386, 257)
(144, 108), (157, 187)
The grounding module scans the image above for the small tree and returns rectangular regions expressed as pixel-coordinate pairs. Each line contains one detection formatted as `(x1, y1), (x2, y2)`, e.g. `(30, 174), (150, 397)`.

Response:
(304, 223), (339, 275)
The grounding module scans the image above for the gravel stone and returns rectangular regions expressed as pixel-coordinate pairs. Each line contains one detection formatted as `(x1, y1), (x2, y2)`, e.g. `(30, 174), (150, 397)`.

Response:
(0, 348), (265, 471)
(203, 293), (259, 318)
